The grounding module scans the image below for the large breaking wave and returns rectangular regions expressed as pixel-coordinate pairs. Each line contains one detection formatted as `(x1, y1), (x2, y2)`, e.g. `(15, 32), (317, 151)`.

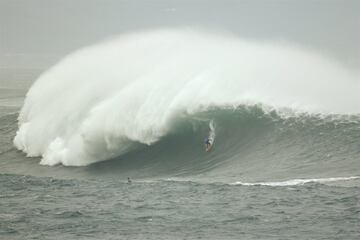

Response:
(14, 29), (360, 169)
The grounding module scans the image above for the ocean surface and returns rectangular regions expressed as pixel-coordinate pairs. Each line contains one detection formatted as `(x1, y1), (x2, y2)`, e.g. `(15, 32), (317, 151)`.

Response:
(1, 30), (360, 239)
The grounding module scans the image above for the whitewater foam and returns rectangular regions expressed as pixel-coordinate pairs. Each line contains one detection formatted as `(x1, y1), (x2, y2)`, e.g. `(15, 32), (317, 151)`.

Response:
(14, 29), (360, 166)
(207, 120), (216, 142)
(232, 176), (360, 186)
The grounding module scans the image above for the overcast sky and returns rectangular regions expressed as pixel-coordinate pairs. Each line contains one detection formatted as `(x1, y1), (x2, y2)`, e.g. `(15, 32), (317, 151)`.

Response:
(0, 0), (359, 68)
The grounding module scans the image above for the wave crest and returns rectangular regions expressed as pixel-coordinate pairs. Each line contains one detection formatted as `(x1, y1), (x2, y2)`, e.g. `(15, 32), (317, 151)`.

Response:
(14, 29), (360, 166)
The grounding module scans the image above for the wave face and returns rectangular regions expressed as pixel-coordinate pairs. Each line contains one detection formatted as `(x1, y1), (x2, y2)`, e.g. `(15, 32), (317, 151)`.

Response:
(14, 29), (360, 171)
(84, 106), (360, 182)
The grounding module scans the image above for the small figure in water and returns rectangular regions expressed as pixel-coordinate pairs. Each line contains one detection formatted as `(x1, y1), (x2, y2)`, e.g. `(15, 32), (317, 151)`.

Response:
(204, 138), (212, 152)
(127, 177), (132, 184)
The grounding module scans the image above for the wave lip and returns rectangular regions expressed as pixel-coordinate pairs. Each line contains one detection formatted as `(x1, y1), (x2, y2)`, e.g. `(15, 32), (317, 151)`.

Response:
(232, 176), (360, 187)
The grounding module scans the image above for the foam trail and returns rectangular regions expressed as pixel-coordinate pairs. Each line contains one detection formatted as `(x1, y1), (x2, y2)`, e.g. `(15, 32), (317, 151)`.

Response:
(208, 120), (216, 142)
(232, 176), (360, 186)
(14, 29), (360, 166)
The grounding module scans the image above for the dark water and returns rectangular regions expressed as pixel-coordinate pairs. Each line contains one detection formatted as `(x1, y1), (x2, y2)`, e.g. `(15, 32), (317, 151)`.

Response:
(1, 174), (360, 240)
(1, 69), (360, 239)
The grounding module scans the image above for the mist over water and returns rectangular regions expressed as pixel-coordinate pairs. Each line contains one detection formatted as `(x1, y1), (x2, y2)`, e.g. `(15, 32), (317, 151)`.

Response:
(13, 29), (360, 170)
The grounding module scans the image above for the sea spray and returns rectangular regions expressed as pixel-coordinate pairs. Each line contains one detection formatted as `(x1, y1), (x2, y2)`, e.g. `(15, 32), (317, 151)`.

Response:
(14, 29), (360, 166)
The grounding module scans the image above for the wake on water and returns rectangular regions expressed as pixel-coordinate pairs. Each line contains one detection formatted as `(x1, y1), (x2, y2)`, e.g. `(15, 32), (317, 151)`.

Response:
(13, 29), (360, 183)
(208, 120), (216, 142)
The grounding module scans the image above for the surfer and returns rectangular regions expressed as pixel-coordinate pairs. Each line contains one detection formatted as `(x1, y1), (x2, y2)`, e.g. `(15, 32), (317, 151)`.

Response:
(204, 120), (215, 152)
(127, 177), (132, 184)
(204, 138), (213, 152)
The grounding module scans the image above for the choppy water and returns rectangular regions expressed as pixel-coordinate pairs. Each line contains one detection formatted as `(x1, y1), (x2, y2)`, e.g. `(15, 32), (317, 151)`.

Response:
(1, 174), (360, 240)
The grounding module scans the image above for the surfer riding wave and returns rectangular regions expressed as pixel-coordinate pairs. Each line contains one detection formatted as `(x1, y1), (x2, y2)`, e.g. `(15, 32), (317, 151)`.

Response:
(204, 120), (216, 152)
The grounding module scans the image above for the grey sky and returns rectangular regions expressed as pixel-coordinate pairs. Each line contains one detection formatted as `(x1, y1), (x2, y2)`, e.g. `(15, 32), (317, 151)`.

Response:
(0, 0), (359, 68)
